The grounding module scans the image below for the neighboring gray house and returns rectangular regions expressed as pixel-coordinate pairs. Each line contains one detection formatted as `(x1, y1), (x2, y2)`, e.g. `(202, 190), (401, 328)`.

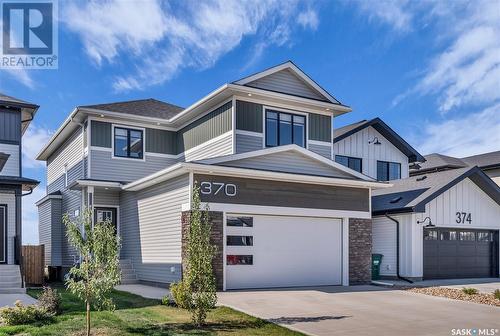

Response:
(0, 93), (40, 293)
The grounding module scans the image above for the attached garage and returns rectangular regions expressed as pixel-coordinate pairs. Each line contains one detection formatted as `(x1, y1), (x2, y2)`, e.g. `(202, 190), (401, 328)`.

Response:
(423, 228), (499, 279)
(372, 167), (500, 281)
(225, 215), (343, 289)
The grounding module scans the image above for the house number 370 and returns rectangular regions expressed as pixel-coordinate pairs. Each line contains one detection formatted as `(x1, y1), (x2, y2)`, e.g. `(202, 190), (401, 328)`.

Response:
(200, 182), (237, 197)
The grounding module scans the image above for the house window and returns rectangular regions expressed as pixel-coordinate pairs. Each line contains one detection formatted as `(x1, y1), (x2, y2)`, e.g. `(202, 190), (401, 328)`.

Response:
(377, 161), (401, 181)
(335, 155), (362, 173)
(114, 127), (143, 159)
(265, 110), (306, 148)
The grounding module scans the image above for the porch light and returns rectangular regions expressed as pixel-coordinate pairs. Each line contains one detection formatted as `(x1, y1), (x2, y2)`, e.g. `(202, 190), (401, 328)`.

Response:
(417, 217), (435, 228)
(369, 137), (381, 145)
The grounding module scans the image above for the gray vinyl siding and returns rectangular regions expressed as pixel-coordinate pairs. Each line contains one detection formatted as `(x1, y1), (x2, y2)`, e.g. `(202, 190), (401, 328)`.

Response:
(236, 100), (262, 132)
(47, 175), (65, 194)
(221, 151), (353, 178)
(309, 114), (332, 142)
(90, 120), (111, 148)
(47, 128), (84, 188)
(90, 150), (177, 182)
(94, 189), (120, 206)
(309, 143), (332, 159)
(38, 198), (62, 266)
(246, 68), (327, 101)
(61, 189), (82, 267)
(235, 133), (263, 153)
(0, 191), (16, 264)
(0, 143), (20, 177)
(120, 174), (189, 284)
(177, 101), (232, 153)
(0, 108), (21, 143)
(181, 132), (233, 162)
(146, 128), (176, 155)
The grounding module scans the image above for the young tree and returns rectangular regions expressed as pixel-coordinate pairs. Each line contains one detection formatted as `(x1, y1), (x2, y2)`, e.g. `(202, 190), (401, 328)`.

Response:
(63, 208), (121, 336)
(184, 184), (218, 326)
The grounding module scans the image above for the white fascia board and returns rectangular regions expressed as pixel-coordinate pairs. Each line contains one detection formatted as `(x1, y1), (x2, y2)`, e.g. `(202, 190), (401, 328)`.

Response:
(233, 61), (341, 105)
(198, 144), (377, 182)
(81, 108), (175, 127)
(228, 84), (351, 115)
(70, 179), (123, 190)
(122, 163), (186, 191)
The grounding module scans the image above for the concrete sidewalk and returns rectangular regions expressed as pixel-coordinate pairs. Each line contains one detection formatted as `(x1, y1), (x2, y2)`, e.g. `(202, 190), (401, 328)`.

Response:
(115, 284), (169, 299)
(0, 294), (37, 308)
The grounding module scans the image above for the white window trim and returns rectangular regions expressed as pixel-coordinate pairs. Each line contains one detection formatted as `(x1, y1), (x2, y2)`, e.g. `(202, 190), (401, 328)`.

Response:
(262, 105), (309, 150)
(111, 124), (146, 162)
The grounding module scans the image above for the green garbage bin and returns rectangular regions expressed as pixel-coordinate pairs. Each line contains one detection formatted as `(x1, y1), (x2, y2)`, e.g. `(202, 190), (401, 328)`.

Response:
(372, 254), (383, 280)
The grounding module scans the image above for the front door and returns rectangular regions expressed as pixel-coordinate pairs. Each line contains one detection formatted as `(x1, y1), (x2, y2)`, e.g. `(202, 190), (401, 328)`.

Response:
(0, 205), (6, 263)
(94, 207), (118, 233)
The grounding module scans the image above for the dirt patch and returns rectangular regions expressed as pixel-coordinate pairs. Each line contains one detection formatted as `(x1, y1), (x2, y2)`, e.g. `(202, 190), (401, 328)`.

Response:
(407, 287), (500, 307)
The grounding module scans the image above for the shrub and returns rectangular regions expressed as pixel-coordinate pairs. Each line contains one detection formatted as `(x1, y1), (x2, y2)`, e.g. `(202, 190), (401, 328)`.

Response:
(494, 289), (500, 300)
(462, 287), (478, 295)
(161, 295), (174, 306)
(0, 301), (53, 326)
(170, 281), (191, 309)
(38, 287), (62, 315)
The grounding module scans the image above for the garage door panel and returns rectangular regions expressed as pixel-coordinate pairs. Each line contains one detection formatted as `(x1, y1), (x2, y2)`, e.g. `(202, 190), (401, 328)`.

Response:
(226, 215), (342, 289)
(424, 228), (498, 280)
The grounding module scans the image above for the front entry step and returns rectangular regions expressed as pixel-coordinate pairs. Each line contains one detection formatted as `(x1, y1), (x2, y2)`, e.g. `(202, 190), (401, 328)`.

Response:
(0, 265), (25, 294)
(119, 259), (138, 284)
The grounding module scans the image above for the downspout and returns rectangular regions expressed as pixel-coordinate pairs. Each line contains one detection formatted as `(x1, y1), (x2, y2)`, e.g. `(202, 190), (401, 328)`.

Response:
(384, 213), (413, 284)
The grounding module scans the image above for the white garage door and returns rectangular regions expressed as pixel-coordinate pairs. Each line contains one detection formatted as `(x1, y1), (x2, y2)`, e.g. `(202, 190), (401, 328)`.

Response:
(225, 214), (343, 290)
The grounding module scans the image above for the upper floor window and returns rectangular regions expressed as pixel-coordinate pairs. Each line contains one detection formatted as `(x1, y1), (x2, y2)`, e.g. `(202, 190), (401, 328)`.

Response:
(114, 127), (144, 159)
(377, 161), (401, 181)
(335, 155), (362, 173)
(265, 110), (306, 148)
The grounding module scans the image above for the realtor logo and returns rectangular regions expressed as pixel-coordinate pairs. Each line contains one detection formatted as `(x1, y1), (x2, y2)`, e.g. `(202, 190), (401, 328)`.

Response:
(1, 0), (58, 69)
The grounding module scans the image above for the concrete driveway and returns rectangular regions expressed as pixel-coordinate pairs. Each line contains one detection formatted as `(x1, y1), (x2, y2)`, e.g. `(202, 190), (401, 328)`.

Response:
(218, 286), (500, 336)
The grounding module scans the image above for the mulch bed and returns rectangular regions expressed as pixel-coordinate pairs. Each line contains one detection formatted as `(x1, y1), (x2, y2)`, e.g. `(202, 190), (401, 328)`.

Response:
(406, 287), (500, 307)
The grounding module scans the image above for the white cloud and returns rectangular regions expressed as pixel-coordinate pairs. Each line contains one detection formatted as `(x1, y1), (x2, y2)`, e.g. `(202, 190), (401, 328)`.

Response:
(353, 0), (413, 33)
(22, 184), (46, 245)
(298, 8), (319, 30)
(417, 103), (500, 157)
(22, 123), (54, 169)
(62, 0), (318, 91)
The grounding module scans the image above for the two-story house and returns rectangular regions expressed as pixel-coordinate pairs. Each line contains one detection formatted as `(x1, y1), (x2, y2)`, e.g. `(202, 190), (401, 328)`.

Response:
(333, 119), (500, 282)
(0, 93), (40, 293)
(37, 61), (390, 289)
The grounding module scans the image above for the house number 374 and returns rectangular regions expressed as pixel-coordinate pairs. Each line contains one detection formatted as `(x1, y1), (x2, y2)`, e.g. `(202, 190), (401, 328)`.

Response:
(200, 182), (237, 197)
(456, 212), (472, 224)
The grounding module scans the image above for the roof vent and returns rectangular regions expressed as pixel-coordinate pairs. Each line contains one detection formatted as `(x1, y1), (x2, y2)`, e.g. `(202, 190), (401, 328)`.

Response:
(389, 196), (403, 204)
(416, 175), (427, 181)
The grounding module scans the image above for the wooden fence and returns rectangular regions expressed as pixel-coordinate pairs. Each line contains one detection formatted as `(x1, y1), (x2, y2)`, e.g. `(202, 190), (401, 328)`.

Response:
(22, 245), (45, 286)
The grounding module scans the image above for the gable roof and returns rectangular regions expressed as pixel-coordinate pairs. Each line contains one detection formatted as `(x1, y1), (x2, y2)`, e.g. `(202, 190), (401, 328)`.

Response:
(0, 92), (39, 134)
(333, 118), (425, 163)
(196, 144), (377, 182)
(233, 61), (343, 106)
(80, 98), (184, 120)
(411, 153), (468, 174)
(372, 166), (500, 215)
(461, 150), (500, 170)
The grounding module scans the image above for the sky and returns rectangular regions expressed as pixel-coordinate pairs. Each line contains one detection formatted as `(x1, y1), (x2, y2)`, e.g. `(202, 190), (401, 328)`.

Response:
(0, 0), (498, 244)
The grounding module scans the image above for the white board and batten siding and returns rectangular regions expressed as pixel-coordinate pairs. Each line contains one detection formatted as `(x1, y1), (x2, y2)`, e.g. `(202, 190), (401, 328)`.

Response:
(0, 143), (19, 176)
(120, 174), (190, 284)
(333, 126), (409, 180)
(0, 192), (16, 264)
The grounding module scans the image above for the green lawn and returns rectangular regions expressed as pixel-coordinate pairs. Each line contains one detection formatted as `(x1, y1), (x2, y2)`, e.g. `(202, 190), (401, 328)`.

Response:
(0, 285), (302, 336)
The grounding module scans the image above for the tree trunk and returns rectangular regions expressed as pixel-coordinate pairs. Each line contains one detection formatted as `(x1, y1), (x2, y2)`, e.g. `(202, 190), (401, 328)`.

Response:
(86, 301), (91, 336)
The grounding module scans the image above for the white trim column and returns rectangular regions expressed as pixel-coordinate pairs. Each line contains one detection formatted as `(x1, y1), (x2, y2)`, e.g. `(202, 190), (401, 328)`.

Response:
(342, 217), (349, 286)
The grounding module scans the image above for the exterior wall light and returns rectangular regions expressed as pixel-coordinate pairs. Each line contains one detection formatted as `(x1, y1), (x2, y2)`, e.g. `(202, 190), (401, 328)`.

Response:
(369, 137), (381, 145)
(417, 217), (435, 228)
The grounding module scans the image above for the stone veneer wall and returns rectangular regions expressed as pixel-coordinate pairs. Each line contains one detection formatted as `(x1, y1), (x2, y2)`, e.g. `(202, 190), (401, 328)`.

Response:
(349, 218), (372, 285)
(181, 211), (224, 290)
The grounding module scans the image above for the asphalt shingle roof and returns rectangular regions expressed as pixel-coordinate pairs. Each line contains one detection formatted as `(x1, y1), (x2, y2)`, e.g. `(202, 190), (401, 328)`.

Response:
(0, 92), (38, 108)
(80, 98), (184, 120)
(461, 150), (500, 168)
